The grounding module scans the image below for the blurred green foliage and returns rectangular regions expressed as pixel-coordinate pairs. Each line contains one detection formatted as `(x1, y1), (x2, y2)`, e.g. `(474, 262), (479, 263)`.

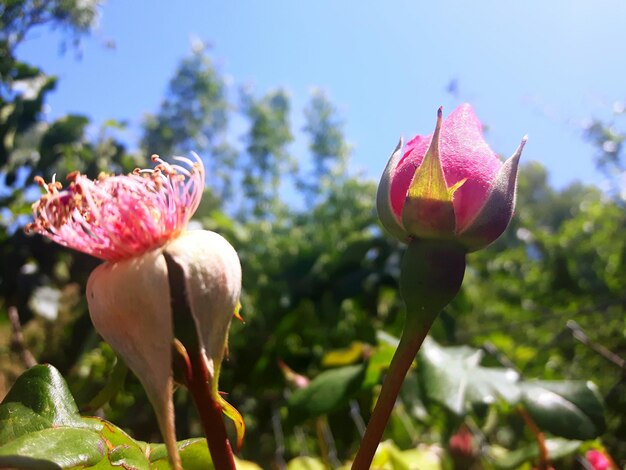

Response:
(0, 1), (625, 468)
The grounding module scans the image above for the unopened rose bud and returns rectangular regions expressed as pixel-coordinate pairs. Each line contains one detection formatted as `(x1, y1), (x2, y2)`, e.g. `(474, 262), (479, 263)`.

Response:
(377, 104), (526, 252)
(353, 105), (528, 470)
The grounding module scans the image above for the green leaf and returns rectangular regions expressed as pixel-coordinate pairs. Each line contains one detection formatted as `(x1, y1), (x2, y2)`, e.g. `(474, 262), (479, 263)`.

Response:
(418, 337), (521, 415)
(149, 439), (214, 469)
(0, 428), (105, 468)
(399, 447), (442, 470)
(417, 338), (606, 441)
(521, 380), (605, 440)
(488, 438), (582, 469)
(0, 365), (155, 470)
(85, 417), (150, 469)
(321, 341), (363, 367)
(0, 364), (89, 445)
(372, 440), (409, 470)
(150, 438), (264, 469)
(363, 440), (442, 470)
(287, 364), (366, 422)
(0, 403), (51, 444)
(362, 342), (397, 390)
(108, 445), (151, 470)
(286, 456), (327, 470)
(0, 365), (105, 469)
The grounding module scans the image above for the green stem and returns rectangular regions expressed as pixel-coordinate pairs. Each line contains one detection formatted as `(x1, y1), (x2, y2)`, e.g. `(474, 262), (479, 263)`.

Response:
(351, 321), (432, 470)
(351, 240), (466, 469)
(188, 351), (237, 470)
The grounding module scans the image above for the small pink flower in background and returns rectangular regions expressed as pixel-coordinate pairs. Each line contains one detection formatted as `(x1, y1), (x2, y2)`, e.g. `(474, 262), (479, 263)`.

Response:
(377, 104), (527, 251)
(586, 449), (613, 470)
(448, 425), (476, 469)
(27, 154), (242, 470)
(278, 359), (310, 389)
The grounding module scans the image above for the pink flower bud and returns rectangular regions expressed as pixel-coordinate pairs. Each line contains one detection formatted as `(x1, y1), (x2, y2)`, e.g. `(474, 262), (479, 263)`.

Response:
(448, 425), (477, 469)
(377, 104), (526, 251)
(586, 449), (613, 470)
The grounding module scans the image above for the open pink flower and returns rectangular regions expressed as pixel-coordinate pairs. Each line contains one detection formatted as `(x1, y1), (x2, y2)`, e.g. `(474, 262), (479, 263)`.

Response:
(27, 154), (203, 261)
(377, 104), (526, 251)
(27, 155), (242, 469)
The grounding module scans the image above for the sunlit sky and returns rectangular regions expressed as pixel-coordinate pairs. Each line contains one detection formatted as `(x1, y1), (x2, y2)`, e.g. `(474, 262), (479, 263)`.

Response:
(15, 0), (626, 189)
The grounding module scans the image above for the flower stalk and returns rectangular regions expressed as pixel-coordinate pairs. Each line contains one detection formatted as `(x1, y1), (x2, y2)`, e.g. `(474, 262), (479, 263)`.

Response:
(173, 341), (236, 470)
(518, 406), (551, 470)
(351, 320), (431, 470)
(352, 241), (466, 469)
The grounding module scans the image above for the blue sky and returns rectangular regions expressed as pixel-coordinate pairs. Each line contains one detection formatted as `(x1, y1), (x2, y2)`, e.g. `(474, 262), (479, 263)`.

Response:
(15, 0), (626, 189)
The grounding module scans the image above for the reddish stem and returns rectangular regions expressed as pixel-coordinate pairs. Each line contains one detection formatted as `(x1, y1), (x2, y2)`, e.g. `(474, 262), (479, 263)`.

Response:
(352, 324), (430, 470)
(518, 407), (551, 470)
(187, 352), (236, 470)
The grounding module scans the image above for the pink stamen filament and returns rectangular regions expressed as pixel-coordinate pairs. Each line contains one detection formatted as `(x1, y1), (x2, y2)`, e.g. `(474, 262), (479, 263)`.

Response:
(27, 153), (205, 262)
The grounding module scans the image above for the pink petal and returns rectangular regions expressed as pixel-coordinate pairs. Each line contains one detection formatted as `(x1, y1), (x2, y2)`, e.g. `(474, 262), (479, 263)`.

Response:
(586, 450), (611, 470)
(390, 104), (502, 230)
(28, 154), (205, 261)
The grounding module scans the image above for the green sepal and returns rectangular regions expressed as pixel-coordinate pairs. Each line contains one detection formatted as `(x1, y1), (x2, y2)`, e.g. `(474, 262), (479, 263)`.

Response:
(376, 138), (411, 241)
(457, 136), (526, 251)
(215, 394), (246, 452)
(401, 108), (463, 240)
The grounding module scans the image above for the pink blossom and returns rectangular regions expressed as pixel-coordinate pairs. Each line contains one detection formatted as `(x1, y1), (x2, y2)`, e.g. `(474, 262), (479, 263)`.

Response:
(391, 104), (500, 230)
(448, 425), (476, 468)
(26, 154), (242, 470)
(26, 154), (204, 261)
(377, 104), (526, 251)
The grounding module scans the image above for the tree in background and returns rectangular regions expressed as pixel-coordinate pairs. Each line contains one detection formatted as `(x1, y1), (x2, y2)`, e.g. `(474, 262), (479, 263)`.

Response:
(0, 0), (134, 390)
(141, 42), (236, 203)
(584, 105), (626, 176)
(239, 88), (294, 219)
(300, 88), (350, 205)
